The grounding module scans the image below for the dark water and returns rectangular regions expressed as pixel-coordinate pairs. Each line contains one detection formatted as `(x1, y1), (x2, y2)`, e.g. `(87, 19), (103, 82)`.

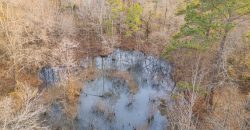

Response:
(40, 49), (174, 130)
(39, 66), (68, 87)
(40, 66), (57, 86)
(77, 49), (174, 130)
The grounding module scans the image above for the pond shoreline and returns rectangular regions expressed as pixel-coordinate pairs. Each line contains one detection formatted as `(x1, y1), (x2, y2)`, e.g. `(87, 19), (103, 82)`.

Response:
(41, 49), (174, 130)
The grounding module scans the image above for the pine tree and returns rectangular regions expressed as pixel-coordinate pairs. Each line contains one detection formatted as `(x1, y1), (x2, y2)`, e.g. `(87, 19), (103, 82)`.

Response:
(125, 3), (143, 36)
(165, 0), (250, 54)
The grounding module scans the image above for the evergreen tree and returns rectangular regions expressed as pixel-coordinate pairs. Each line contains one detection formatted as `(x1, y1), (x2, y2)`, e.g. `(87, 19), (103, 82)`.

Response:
(165, 0), (250, 55)
(125, 3), (143, 36)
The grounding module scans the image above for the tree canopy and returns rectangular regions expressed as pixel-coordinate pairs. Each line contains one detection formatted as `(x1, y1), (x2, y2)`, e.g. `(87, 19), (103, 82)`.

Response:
(165, 0), (250, 55)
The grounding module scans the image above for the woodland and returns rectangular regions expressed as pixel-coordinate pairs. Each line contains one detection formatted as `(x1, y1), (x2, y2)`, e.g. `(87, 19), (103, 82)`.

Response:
(0, 0), (249, 130)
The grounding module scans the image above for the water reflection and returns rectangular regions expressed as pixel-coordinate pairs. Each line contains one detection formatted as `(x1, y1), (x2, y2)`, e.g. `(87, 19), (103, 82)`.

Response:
(77, 49), (174, 130)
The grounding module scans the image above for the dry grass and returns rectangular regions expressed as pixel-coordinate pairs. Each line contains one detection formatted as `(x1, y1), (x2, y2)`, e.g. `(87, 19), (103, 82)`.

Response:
(42, 86), (65, 104)
(199, 86), (250, 130)
(92, 100), (116, 122)
(16, 72), (42, 87)
(65, 80), (81, 104)
(166, 23), (250, 129)
(42, 79), (82, 119)
(0, 82), (47, 130)
(83, 66), (100, 81)
(64, 80), (81, 119)
(92, 100), (107, 115)
(110, 71), (139, 94)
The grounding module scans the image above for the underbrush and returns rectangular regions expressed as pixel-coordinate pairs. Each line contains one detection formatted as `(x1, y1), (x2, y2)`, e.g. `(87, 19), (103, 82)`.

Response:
(0, 83), (47, 130)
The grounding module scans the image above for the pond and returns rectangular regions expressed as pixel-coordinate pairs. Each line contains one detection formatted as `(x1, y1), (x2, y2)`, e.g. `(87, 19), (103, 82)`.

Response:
(40, 49), (174, 130)
(76, 49), (174, 130)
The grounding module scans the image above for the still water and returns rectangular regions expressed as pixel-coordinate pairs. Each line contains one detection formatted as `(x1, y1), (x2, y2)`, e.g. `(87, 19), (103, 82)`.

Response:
(77, 49), (174, 130)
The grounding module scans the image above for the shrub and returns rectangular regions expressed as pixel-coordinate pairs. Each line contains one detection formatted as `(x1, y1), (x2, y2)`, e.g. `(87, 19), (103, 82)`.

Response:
(0, 83), (47, 130)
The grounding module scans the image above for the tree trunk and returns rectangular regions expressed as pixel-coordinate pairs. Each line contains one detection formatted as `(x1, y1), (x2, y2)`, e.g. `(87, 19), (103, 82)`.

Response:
(207, 26), (229, 108)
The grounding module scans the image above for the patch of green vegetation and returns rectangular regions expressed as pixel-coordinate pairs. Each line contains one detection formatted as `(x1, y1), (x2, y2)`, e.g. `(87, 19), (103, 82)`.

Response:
(164, 0), (250, 58)
(176, 0), (200, 15)
(177, 81), (193, 90)
(236, 0), (250, 15)
(176, 81), (207, 95)
(170, 93), (182, 100)
(246, 30), (250, 38)
(105, 0), (143, 37)
(125, 3), (143, 37)
(61, 3), (78, 11)
(104, 19), (113, 36)
(107, 0), (125, 19)
(163, 39), (209, 58)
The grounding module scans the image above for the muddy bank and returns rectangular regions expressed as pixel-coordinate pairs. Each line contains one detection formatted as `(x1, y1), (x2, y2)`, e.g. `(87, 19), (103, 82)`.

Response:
(74, 33), (166, 60)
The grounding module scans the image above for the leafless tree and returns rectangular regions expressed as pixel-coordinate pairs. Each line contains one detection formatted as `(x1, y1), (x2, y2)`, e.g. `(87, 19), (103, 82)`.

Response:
(0, 83), (47, 130)
(166, 57), (205, 130)
(51, 38), (79, 84)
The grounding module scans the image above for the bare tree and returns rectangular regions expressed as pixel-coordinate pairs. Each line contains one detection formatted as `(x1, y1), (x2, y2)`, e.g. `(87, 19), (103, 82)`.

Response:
(51, 38), (79, 85)
(203, 85), (249, 130)
(0, 83), (47, 130)
(166, 57), (204, 130)
(0, 0), (61, 82)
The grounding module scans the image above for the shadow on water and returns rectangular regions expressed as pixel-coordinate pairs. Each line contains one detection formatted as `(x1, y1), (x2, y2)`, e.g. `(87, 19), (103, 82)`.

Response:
(76, 49), (174, 130)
